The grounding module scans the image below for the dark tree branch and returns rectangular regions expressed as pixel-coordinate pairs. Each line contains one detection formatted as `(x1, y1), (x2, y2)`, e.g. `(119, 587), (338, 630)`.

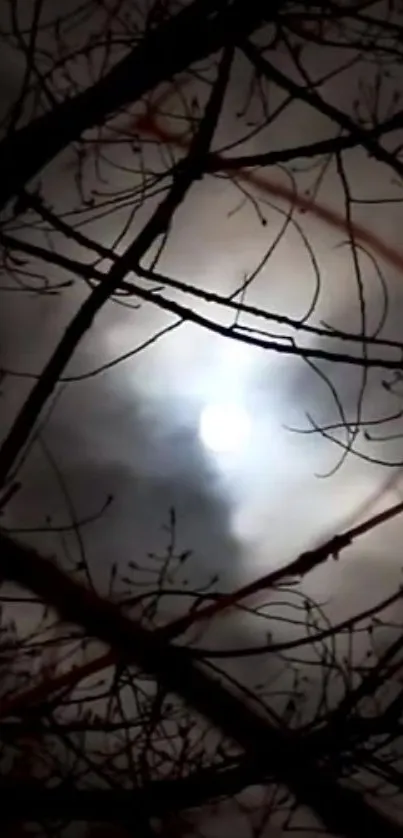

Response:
(0, 44), (233, 488)
(3, 231), (403, 355)
(0, 529), (402, 838)
(240, 37), (403, 181)
(0, 758), (267, 823)
(205, 104), (403, 172)
(0, 0), (270, 212)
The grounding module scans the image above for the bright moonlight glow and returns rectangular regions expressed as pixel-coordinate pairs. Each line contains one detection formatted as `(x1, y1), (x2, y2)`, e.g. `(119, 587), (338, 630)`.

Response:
(199, 403), (251, 454)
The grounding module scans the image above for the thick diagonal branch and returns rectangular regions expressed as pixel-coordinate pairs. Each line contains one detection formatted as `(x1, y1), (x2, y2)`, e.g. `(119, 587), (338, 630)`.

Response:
(0, 0), (269, 212)
(0, 529), (401, 838)
(0, 45), (233, 488)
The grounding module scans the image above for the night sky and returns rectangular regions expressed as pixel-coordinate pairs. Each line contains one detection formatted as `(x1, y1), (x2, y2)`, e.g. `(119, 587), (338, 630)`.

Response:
(2, 3), (403, 831)
(2, 1), (403, 621)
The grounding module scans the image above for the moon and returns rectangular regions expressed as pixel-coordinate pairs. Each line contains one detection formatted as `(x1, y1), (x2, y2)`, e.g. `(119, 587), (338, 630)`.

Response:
(199, 403), (251, 454)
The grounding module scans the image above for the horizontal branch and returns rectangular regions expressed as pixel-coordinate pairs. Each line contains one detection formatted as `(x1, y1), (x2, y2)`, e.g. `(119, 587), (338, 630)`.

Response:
(205, 105), (403, 173)
(135, 265), (403, 351)
(4, 232), (403, 356)
(128, 277), (403, 369)
(0, 758), (266, 823)
(241, 38), (403, 181)
(0, 529), (402, 838)
(159, 495), (403, 639)
(189, 587), (403, 659)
